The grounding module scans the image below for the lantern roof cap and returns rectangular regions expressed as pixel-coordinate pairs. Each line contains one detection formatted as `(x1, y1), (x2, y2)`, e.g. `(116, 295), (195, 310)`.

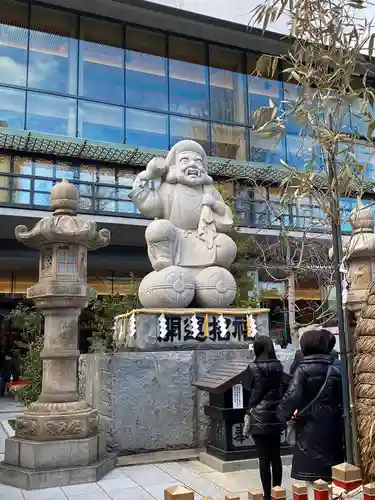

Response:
(14, 179), (110, 250)
(50, 178), (79, 215)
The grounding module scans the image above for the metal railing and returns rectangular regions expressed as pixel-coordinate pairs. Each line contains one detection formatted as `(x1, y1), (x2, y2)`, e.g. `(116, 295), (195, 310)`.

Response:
(0, 172), (353, 233)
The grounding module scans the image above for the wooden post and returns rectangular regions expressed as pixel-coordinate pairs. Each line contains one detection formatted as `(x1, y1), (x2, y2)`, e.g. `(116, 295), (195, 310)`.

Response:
(249, 490), (264, 500)
(332, 463), (362, 492)
(292, 483), (308, 500)
(313, 480), (329, 500)
(328, 485), (333, 500)
(364, 484), (375, 500)
(272, 486), (286, 500)
(164, 486), (195, 500)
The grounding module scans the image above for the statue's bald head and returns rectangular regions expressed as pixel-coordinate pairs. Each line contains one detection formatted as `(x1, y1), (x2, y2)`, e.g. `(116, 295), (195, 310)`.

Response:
(165, 140), (212, 186)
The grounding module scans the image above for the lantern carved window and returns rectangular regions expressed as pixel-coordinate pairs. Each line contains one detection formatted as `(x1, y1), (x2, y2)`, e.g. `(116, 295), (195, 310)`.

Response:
(41, 249), (53, 276)
(57, 246), (75, 274)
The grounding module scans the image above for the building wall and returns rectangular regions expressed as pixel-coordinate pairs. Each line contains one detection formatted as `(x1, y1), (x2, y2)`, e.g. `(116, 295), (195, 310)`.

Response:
(0, 0), (373, 175)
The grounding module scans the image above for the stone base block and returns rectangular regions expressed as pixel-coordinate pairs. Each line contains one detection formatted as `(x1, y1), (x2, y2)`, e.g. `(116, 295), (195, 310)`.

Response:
(200, 452), (292, 472)
(0, 453), (116, 490)
(4, 433), (107, 469)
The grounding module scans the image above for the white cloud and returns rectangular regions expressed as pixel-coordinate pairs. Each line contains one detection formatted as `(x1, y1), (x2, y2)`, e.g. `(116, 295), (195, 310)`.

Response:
(0, 57), (26, 86)
(144, 0), (288, 33)
(144, 0), (375, 38)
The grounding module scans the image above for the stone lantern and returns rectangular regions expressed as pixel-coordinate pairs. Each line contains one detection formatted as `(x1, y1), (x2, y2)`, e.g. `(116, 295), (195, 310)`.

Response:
(0, 179), (115, 490)
(344, 200), (375, 323)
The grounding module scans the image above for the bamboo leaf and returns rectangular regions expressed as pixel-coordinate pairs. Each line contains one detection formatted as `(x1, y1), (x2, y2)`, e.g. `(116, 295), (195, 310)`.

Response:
(367, 120), (375, 138)
(369, 34), (375, 57)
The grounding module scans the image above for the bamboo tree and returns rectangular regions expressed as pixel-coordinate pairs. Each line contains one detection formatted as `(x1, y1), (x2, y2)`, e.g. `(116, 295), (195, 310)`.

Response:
(250, 0), (375, 466)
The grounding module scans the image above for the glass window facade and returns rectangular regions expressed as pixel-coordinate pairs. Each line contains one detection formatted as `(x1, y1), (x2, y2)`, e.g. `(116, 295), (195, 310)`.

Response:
(0, 152), (367, 234)
(0, 0), (372, 167)
(1, 154), (139, 214)
(126, 27), (167, 112)
(0, 1), (372, 237)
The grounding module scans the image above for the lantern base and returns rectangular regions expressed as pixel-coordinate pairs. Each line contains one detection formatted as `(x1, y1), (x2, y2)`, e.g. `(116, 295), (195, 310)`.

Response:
(14, 400), (98, 441)
(0, 433), (116, 490)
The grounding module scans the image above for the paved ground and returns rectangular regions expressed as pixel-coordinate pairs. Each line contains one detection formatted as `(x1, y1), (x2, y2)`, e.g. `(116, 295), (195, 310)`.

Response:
(0, 460), (294, 500)
(0, 397), (25, 420)
(0, 399), (297, 500)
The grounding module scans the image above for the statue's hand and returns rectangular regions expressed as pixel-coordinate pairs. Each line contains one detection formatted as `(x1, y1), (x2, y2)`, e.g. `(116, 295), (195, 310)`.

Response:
(202, 194), (216, 208)
(144, 157), (167, 180)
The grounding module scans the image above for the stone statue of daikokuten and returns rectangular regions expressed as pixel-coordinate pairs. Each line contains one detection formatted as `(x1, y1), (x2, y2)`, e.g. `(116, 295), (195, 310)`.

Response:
(130, 140), (238, 309)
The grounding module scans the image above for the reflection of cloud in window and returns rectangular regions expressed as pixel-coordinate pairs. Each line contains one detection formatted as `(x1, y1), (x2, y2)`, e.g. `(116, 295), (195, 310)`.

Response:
(0, 57), (25, 86)
(0, 87), (24, 114)
(79, 101), (122, 127)
(126, 109), (166, 133)
(28, 93), (74, 120)
(28, 55), (59, 89)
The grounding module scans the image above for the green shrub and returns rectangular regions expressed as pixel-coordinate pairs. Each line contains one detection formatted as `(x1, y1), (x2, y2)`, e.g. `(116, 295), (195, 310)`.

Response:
(87, 275), (140, 352)
(8, 304), (43, 406)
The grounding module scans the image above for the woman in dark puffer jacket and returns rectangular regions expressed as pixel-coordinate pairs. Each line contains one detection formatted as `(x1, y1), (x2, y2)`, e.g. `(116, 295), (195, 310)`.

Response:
(277, 329), (344, 482)
(246, 336), (287, 500)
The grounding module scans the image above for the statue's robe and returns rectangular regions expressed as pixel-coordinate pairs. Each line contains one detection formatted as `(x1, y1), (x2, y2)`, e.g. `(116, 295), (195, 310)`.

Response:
(130, 182), (233, 268)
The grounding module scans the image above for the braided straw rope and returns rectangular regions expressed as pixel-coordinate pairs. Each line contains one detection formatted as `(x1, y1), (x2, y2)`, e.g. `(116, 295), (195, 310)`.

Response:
(354, 286), (375, 480)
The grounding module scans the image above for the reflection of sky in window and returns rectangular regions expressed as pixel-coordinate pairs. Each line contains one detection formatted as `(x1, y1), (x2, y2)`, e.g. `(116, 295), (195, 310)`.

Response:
(78, 101), (124, 143)
(248, 77), (282, 122)
(170, 116), (209, 149)
(0, 87), (25, 129)
(0, 24), (27, 86)
(80, 40), (124, 105)
(250, 129), (285, 164)
(126, 51), (168, 111)
(210, 69), (246, 123)
(26, 92), (76, 137)
(286, 134), (322, 170)
(169, 60), (209, 117)
(356, 144), (375, 178)
(28, 30), (78, 94)
(126, 108), (168, 150)
(341, 197), (359, 232)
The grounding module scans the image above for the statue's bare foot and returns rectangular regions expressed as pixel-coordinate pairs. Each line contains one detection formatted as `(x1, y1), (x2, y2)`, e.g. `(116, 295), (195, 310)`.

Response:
(139, 266), (195, 308)
(195, 267), (237, 307)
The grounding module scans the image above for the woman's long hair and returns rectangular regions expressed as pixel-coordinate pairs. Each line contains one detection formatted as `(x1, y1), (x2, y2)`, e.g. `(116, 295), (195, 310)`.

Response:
(253, 335), (277, 361)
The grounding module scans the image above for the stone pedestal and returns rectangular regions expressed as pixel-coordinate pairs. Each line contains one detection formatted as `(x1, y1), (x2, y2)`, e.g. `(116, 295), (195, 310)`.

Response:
(78, 308), (292, 458)
(0, 179), (115, 490)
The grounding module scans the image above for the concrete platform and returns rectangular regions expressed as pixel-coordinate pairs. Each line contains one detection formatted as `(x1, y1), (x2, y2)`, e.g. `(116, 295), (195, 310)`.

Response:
(200, 451), (293, 472)
(117, 448), (203, 467)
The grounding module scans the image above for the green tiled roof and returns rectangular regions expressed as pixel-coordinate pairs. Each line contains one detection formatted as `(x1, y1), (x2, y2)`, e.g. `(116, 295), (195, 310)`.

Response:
(0, 127), (288, 183)
(0, 128), (373, 193)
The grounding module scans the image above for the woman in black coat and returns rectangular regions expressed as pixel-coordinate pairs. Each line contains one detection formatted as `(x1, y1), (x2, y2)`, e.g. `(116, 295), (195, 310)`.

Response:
(277, 329), (344, 482)
(246, 336), (287, 500)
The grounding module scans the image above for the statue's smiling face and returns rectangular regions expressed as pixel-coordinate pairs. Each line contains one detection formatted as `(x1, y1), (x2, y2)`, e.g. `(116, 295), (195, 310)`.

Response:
(175, 151), (206, 186)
